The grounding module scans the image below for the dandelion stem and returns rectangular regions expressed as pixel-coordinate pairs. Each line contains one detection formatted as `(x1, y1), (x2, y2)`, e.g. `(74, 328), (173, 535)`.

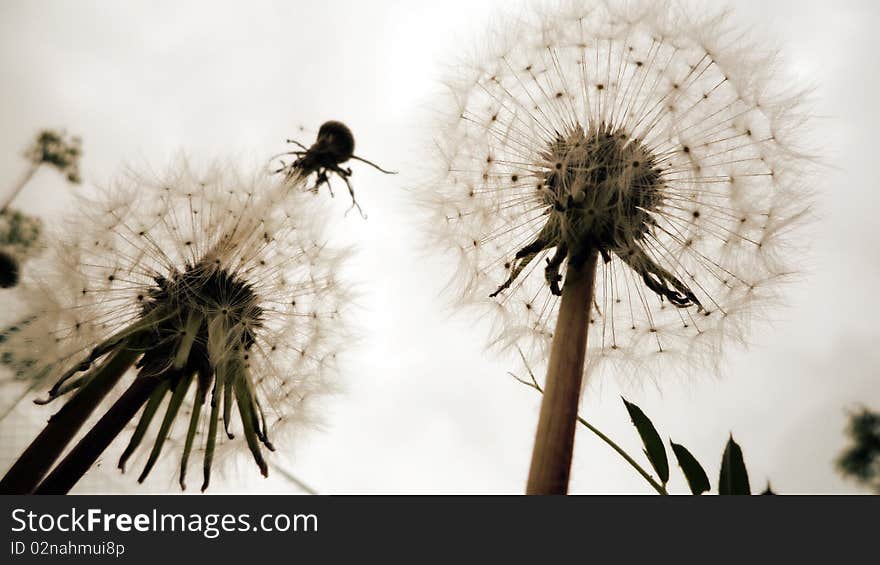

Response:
(526, 250), (598, 495)
(0, 162), (39, 213)
(34, 372), (163, 494)
(269, 460), (319, 494)
(0, 346), (139, 494)
(511, 363), (668, 495)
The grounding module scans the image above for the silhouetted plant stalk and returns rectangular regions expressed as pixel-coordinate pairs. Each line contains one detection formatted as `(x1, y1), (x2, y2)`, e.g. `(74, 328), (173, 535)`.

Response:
(0, 346), (137, 493)
(270, 460), (318, 495)
(526, 253), (598, 492)
(0, 160), (351, 493)
(427, 0), (813, 494)
(2, 163), (39, 214)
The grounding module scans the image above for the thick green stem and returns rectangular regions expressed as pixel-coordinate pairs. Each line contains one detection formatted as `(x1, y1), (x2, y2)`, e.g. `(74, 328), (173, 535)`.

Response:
(514, 370), (668, 495)
(0, 346), (139, 494)
(34, 373), (163, 494)
(526, 250), (598, 495)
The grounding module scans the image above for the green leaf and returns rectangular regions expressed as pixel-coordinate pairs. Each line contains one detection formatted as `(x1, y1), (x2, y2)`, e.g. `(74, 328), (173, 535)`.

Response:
(670, 441), (710, 495)
(718, 434), (751, 495)
(622, 397), (669, 484)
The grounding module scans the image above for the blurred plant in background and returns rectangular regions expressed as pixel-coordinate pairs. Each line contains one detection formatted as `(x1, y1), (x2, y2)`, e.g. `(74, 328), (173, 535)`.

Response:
(0, 160), (352, 494)
(837, 407), (880, 493)
(0, 249), (20, 289)
(1, 129), (82, 213)
(0, 208), (42, 261)
(0, 129), (82, 290)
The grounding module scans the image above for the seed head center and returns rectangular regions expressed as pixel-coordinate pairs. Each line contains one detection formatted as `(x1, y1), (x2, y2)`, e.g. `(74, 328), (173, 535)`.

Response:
(539, 124), (664, 255)
(144, 261), (264, 366)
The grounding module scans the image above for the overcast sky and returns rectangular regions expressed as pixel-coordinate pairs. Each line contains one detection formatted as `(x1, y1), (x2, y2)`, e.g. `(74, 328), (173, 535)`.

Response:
(0, 0), (878, 494)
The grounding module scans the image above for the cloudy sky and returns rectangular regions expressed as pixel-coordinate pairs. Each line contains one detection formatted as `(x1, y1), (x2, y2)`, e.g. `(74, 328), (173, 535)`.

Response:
(0, 0), (877, 494)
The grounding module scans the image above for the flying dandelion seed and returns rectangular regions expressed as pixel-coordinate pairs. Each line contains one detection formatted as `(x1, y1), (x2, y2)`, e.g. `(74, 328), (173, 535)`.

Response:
(0, 160), (351, 493)
(426, 0), (812, 493)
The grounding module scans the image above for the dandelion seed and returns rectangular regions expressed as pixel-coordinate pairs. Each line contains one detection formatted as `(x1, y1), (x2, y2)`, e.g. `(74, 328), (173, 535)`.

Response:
(0, 160), (351, 493)
(425, 0), (812, 493)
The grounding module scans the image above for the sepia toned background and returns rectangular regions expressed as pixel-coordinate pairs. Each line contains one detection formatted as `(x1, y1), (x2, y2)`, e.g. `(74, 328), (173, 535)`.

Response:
(0, 0), (877, 493)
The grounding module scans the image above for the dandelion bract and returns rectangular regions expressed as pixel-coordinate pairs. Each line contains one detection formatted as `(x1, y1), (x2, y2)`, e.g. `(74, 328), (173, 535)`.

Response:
(0, 160), (351, 492)
(428, 0), (812, 380)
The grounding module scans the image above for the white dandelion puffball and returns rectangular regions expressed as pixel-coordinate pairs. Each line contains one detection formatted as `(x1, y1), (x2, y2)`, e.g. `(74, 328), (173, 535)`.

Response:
(1, 160), (352, 490)
(427, 0), (812, 380)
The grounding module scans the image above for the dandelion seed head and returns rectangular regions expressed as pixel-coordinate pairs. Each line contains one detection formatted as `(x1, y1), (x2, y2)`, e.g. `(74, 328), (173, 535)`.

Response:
(313, 120), (356, 165)
(2, 159), (352, 489)
(426, 0), (813, 380)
